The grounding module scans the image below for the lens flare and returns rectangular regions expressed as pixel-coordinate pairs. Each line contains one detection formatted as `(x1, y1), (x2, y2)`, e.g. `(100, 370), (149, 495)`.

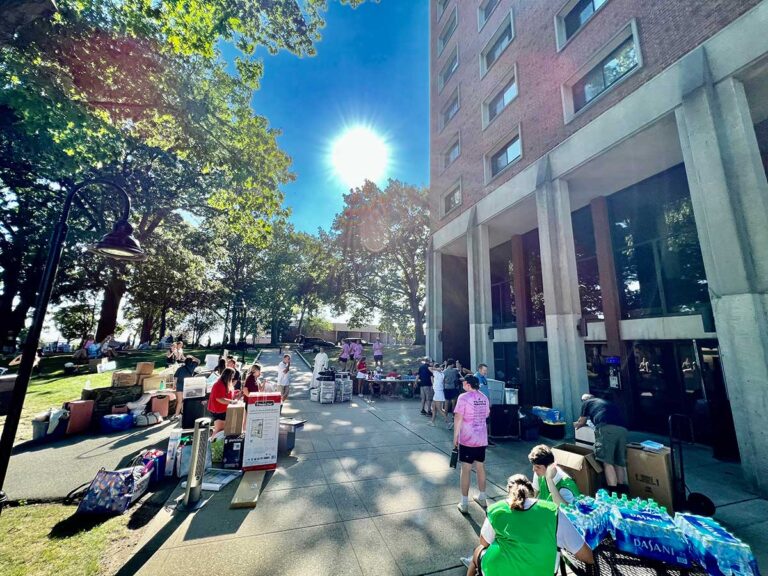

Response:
(331, 125), (389, 188)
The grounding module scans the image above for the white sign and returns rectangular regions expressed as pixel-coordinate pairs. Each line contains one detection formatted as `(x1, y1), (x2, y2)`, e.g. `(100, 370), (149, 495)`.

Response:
(242, 392), (281, 471)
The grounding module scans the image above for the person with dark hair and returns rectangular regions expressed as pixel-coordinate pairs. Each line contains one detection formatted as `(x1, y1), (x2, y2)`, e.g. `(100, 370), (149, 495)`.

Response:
(172, 355), (200, 420)
(454, 374), (490, 513)
(208, 367), (240, 435)
(417, 357), (433, 416)
(442, 359), (460, 429)
(461, 474), (593, 575)
(528, 444), (580, 507)
(226, 357), (242, 390)
(214, 357), (226, 377)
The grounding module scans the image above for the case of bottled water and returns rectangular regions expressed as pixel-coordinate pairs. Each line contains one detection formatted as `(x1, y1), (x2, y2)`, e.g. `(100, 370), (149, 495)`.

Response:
(675, 513), (760, 576)
(561, 497), (610, 549)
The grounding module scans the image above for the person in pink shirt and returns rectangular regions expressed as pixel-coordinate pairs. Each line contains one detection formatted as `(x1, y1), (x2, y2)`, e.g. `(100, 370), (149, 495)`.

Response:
(338, 340), (351, 371)
(453, 374), (490, 514)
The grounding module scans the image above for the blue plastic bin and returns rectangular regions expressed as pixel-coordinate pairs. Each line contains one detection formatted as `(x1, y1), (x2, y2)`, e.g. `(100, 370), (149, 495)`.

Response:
(101, 413), (134, 433)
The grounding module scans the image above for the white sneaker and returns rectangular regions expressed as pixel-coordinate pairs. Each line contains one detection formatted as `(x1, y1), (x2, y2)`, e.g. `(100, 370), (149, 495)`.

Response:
(358, 393), (363, 397)
(457, 501), (468, 514)
(473, 495), (487, 509)
(460, 556), (472, 568)
(427, 421), (436, 427)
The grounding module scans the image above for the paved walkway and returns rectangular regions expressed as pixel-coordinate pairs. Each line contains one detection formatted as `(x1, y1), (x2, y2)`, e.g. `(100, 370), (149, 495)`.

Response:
(122, 349), (765, 576)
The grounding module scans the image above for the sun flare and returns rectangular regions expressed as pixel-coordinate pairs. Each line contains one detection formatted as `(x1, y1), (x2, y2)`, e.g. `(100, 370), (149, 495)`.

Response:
(331, 125), (389, 188)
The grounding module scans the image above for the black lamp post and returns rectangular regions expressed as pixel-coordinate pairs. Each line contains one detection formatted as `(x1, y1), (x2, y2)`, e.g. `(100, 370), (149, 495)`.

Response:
(0, 178), (146, 511)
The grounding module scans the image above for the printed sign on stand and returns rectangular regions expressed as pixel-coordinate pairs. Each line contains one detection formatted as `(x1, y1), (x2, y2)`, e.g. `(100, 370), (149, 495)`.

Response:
(243, 392), (281, 471)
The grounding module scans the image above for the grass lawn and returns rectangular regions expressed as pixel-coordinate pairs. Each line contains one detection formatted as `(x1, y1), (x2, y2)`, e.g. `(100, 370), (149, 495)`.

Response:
(0, 348), (216, 444)
(300, 344), (426, 374)
(0, 503), (133, 576)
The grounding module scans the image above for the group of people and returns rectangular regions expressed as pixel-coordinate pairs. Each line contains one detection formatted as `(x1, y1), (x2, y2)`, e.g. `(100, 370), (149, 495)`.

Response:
(416, 358), (489, 430)
(205, 353), (292, 434)
(166, 348), (292, 434)
(454, 392), (630, 575)
(71, 334), (122, 362)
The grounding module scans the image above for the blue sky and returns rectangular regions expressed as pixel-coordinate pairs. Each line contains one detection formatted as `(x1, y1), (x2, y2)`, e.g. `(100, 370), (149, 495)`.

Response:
(242, 1), (430, 234)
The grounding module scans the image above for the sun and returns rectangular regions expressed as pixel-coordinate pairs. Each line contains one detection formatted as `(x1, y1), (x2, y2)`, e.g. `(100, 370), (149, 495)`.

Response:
(331, 125), (389, 188)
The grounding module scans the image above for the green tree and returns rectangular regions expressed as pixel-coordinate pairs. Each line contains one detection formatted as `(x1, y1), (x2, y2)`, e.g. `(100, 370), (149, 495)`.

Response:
(52, 297), (98, 344)
(330, 180), (429, 344)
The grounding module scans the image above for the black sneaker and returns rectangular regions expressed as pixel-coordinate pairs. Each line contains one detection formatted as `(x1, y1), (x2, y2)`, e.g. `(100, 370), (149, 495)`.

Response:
(427, 412), (433, 417)
(420, 409), (427, 415)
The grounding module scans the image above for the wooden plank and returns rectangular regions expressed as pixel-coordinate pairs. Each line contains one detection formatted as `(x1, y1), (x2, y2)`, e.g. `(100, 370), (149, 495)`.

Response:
(230, 470), (266, 509)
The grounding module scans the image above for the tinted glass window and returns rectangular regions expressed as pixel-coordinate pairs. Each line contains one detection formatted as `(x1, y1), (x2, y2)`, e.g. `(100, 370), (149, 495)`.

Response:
(609, 165), (709, 319)
(482, 0), (501, 26)
(440, 50), (458, 87)
(491, 137), (521, 177)
(564, 0), (607, 40)
(438, 10), (457, 53)
(488, 77), (518, 123)
(485, 22), (512, 70)
(572, 207), (603, 320)
(573, 37), (637, 112)
(443, 92), (459, 127)
(444, 187), (461, 214)
(523, 229), (545, 326)
(490, 241), (516, 327)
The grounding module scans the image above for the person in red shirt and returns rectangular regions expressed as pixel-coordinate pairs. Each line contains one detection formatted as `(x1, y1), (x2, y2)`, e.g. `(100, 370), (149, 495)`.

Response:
(207, 367), (239, 434)
(355, 357), (368, 397)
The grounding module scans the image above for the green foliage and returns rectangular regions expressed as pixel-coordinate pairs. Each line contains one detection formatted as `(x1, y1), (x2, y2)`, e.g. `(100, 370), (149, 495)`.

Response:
(328, 179), (430, 344)
(52, 298), (98, 343)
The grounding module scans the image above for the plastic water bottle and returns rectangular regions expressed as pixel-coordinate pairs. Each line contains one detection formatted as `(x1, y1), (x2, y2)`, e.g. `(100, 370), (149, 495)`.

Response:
(85, 379), (92, 390)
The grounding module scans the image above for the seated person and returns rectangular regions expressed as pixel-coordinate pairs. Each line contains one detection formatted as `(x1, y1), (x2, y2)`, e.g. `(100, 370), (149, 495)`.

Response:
(386, 368), (400, 379)
(528, 444), (581, 506)
(100, 335), (117, 359)
(165, 342), (178, 367)
(172, 355), (200, 420)
(462, 474), (593, 576)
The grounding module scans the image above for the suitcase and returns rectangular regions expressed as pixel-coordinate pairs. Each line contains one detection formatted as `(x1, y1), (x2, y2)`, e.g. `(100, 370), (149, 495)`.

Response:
(101, 413), (134, 433)
(66, 400), (94, 435)
(151, 395), (170, 418)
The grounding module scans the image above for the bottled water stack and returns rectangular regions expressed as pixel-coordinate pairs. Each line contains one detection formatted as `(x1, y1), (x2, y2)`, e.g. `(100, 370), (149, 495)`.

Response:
(561, 496), (610, 549)
(674, 513), (760, 576)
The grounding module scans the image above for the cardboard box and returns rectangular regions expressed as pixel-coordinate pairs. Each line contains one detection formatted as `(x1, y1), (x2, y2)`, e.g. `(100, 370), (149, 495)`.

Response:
(136, 362), (155, 375)
(224, 402), (246, 436)
(141, 375), (166, 392)
(243, 392), (281, 471)
(627, 444), (674, 512)
(575, 425), (596, 448)
(112, 370), (138, 387)
(551, 443), (604, 497)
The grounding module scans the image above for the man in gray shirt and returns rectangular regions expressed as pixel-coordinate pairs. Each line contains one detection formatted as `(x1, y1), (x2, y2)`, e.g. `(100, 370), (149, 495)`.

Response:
(442, 359), (460, 429)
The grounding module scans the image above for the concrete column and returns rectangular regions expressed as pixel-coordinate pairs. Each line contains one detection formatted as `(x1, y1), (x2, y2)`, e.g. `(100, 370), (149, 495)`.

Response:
(425, 241), (443, 362)
(467, 208), (495, 375)
(511, 235), (531, 392)
(535, 156), (589, 425)
(676, 52), (768, 494)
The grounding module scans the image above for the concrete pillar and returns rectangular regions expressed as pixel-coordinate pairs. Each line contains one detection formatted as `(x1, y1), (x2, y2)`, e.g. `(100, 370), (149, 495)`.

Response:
(675, 51), (768, 494)
(535, 156), (589, 425)
(511, 235), (531, 392)
(467, 208), (495, 375)
(425, 240), (443, 362)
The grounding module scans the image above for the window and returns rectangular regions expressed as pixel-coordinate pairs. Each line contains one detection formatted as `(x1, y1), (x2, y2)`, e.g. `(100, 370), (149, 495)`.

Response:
(478, 0), (501, 30)
(608, 165), (709, 320)
(571, 207), (603, 320)
(437, 0), (449, 19)
(489, 135), (521, 178)
(490, 241), (517, 327)
(523, 229), (546, 327)
(572, 36), (637, 112)
(485, 73), (518, 126)
(441, 88), (460, 130)
(565, 0), (607, 41)
(481, 12), (514, 76)
(438, 8), (457, 55)
(444, 138), (460, 168)
(443, 184), (461, 216)
(439, 46), (459, 91)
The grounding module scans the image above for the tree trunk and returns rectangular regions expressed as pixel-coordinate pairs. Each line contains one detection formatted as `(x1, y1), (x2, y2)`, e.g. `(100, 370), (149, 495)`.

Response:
(221, 303), (229, 346)
(410, 297), (426, 346)
(270, 316), (279, 345)
(296, 303), (307, 337)
(140, 314), (153, 344)
(158, 305), (168, 341)
(95, 275), (127, 341)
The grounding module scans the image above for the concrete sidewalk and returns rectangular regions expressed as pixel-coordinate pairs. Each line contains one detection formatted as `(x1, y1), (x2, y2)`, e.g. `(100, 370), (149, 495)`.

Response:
(124, 349), (766, 576)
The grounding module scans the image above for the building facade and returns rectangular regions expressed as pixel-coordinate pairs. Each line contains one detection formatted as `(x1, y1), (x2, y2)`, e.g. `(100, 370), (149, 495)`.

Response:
(427, 0), (768, 495)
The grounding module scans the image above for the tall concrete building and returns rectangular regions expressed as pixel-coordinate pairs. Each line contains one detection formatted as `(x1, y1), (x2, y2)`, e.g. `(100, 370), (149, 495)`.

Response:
(426, 0), (768, 495)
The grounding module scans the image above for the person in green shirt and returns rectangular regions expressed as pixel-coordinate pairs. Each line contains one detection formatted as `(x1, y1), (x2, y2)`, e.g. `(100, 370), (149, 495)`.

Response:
(461, 475), (593, 576)
(528, 444), (581, 507)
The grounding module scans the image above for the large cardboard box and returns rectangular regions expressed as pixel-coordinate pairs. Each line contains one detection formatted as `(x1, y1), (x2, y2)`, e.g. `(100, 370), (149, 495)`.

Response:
(112, 370), (138, 387)
(243, 392), (281, 471)
(136, 362), (155, 375)
(141, 375), (166, 392)
(627, 444), (674, 512)
(552, 443), (604, 497)
(224, 402), (246, 436)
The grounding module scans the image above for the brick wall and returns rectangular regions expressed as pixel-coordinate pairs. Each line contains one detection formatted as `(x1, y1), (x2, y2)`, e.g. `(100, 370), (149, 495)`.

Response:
(429, 0), (762, 231)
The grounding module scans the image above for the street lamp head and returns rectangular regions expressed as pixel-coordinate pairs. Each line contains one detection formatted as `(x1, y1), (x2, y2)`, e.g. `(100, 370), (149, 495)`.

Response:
(88, 219), (147, 261)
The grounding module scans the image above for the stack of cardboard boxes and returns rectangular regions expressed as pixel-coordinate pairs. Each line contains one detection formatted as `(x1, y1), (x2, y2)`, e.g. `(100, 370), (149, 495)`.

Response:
(111, 362), (177, 392)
